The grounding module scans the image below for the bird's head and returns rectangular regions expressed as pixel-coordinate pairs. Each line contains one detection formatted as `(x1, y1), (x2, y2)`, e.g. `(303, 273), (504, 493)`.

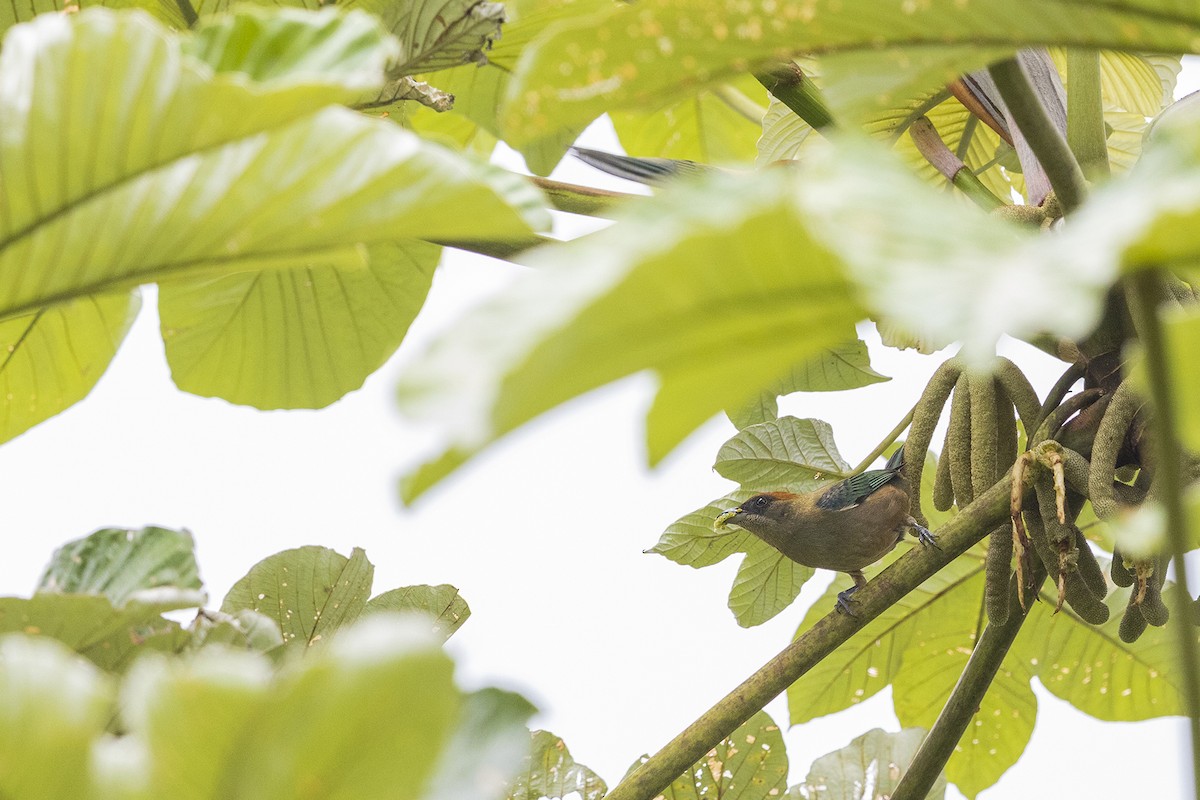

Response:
(714, 493), (796, 533)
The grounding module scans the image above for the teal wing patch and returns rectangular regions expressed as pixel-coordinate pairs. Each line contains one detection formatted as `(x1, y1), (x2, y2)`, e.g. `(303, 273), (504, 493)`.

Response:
(815, 468), (897, 511)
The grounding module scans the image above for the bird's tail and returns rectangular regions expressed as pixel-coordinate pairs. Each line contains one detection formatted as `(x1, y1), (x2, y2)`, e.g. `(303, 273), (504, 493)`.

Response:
(570, 146), (708, 186)
(885, 445), (906, 473)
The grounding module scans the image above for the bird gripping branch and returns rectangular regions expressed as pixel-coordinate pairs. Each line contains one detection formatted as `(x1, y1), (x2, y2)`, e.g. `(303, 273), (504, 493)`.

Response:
(715, 446), (937, 614)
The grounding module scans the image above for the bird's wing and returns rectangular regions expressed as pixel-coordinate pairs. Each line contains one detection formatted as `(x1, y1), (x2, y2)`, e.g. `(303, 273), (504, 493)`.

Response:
(815, 469), (898, 511)
(570, 146), (709, 185)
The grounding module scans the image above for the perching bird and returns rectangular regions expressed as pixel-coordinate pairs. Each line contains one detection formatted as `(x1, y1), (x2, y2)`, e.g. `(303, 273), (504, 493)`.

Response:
(714, 447), (937, 614)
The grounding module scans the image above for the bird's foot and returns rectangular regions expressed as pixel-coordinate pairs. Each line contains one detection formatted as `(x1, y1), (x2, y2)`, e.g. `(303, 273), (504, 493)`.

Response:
(836, 586), (860, 616)
(908, 516), (940, 550)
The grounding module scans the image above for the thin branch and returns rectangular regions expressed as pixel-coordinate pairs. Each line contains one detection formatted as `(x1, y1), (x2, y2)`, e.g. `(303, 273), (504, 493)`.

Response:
(892, 566), (1047, 800)
(851, 404), (917, 475)
(710, 84), (767, 124)
(1126, 269), (1200, 800)
(605, 475), (1017, 800)
(908, 116), (1005, 210)
(988, 57), (1088, 213)
(529, 176), (636, 218)
(1065, 49), (1110, 180)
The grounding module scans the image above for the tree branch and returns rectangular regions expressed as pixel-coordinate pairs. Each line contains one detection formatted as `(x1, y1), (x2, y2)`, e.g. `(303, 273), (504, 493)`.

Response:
(754, 62), (836, 132)
(606, 475), (1018, 800)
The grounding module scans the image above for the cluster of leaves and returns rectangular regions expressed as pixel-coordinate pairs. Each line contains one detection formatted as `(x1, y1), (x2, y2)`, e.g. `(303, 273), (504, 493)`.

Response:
(1, 525), (936, 800)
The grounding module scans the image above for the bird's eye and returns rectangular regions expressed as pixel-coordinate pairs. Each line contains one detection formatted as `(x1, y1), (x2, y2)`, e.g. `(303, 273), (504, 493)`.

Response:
(751, 496), (768, 509)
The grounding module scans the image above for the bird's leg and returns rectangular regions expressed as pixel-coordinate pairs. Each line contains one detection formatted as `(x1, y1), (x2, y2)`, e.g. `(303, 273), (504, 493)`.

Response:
(907, 516), (940, 550)
(836, 571), (869, 615)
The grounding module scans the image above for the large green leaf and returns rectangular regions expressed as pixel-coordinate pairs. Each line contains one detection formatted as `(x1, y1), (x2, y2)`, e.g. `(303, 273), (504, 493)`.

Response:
(0, 592), (200, 672)
(727, 539), (813, 627)
(38, 526), (202, 606)
(714, 416), (850, 488)
(0, 7), (547, 433)
(794, 728), (946, 800)
(504, 0), (1200, 148)
(0, 291), (139, 444)
(365, 583), (472, 641)
(398, 131), (1118, 499)
(509, 730), (607, 800)
(648, 491), (756, 568)
(0, 0), (185, 35)
(426, 689), (539, 800)
(397, 168), (867, 500)
(221, 546), (375, 652)
(632, 711), (788, 800)
(114, 616), (475, 800)
(160, 241), (439, 409)
(0, 636), (113, 800)
(610, 75), (767, 166)
(405, 0), (606, 172)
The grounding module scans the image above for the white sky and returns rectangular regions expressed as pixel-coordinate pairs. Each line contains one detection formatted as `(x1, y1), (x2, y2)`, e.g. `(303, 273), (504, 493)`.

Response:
(2, 69), (1197, 798)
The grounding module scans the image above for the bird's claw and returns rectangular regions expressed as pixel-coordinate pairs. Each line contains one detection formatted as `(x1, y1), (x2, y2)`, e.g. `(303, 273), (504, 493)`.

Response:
(910, 518), (940, 550)
(836, 586), (860, 617)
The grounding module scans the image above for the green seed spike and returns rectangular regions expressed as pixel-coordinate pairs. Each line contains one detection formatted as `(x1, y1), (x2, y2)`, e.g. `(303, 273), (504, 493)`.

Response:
(932, 428), (956, 512)
(969, 375), (998, 497)
(994, 379), (1019, 480)
(1119, 603), (1149, 643)
(1089, 381), (1141, 521)
(985, 524), (1014, 625)
(1073, 527), (1108, 599)
(1140, 578), (1170, 627)
(1110, 546), (1135, 587)
(948, 374), (974, 507)
(905, 358), (963, 526)
(994, 358), (1041, 441)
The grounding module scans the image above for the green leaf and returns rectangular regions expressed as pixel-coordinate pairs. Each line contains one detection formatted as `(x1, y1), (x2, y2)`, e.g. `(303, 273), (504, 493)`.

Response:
(404, 0), (606, 172)
(0, 591), (199, 671)
(509, 730), (607, 800)
(610, 75), (767, 165)
(504, 0), (1200, 148)
(397, 168), (866, 500)
(0, 7), (547, 424)
(796, 728), (945, 800)
(726, 393), (778, 429)
(0, 0), (185, 36)
(773, 340), (890, 393)
(632, 711), (787, 800)
(1163, 307), (1200, 454)
(1027, 582), (1194, 722)
(0, 635), (113, 800)
(184, 6), (400, 90)
(426, 688), (539, 800)
(888, 574), (1035, 798)
(189, 609), (286, 654)
(221, 546), (374, 651)
(0, 291), (140, 444)
(160, 242), (439, 409)
(787, 556), (983, 726)
(121, 615), (464, 800)
(714, 416), (850, 489)
(648, 491), (756, 568)
(384, 0), (504, 75)
(727, 539), (813, 627)
(118, 647), (274, 800)
(38, 526), (202, 607)
(365, 583), (472, 641)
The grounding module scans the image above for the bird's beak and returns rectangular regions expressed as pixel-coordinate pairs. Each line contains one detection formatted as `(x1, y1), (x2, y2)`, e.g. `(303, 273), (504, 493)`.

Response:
(714, 507), (743, 530)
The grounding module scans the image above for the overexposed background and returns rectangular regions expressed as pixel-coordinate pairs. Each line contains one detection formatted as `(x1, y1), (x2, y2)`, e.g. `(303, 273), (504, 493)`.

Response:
(1, 66), (1197, 798)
